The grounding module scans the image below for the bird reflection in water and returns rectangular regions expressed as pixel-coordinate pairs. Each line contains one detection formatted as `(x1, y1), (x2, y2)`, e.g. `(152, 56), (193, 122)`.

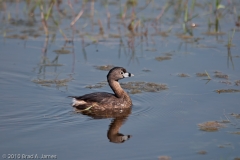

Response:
(107, 115), (132, 143)
(78, 108), (132, 143)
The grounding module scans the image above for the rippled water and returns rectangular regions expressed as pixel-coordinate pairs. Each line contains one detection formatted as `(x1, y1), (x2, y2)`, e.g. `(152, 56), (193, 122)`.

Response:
(1, 1), (240, 160)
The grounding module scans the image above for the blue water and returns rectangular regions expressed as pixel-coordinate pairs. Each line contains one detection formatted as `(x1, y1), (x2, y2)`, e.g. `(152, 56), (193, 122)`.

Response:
(0, 1), (240, 160)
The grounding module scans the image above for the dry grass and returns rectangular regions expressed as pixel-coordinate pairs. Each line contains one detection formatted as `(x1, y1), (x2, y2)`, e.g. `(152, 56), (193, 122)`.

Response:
(129, 89), (142, 94)
(158, 156), (171, 160)
(198, 121), (225, 132)
(94, 65), (114, 71)
(53, 49), (71, 54)
(176, 33), (193, 39)
(5, 34), (28, 40)
(215, 89), (240, 94)
(219, 80), (232, 85)
(155, 56), (171, 61)
(121, 81), (168, 94)
(178, 73), (190, 77)
(235, 80), (240, 86)
(197, 150), (207, 155)
(86, 84), (106, 89)
(84, 81), (168, 94)
(202, 31), (225, 36)
(230, 131), (240, 135)
(196, 72), (208, 77)
(32, 78), (72, 87)
(214, 72), (229, 79)
(230, 113), (240, 119)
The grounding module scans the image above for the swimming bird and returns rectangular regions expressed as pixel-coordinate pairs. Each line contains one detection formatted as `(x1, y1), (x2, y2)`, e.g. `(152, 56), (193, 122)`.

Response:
(70, 67), (134, 111)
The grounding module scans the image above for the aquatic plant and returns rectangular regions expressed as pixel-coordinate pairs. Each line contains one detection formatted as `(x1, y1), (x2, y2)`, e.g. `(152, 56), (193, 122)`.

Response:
(196, 72), (208, 77)
(215, 89), (240, 94)
(230, 131), (240, 135)
(235, 80), (240, 86)
(155, 56), (171, 61)
(214, 72), (228, 79)
(178, 73), (190, 77)
(215, 0), (225, 32)
(205, 70), (211, 80)
(53, 48), (71, 54)
(198, 121), (225, 132)
(94, 65), (114, 71)
(230, 113), (240, 119)
(227, 28), (236, 48)
(121, 81), (168, 94)
(85, 82), (107, 89)
(158, 156), (171, 160)
(197, 150), (207, 155)
(219, 80), (232, 85)
(32, 77), (73, 87)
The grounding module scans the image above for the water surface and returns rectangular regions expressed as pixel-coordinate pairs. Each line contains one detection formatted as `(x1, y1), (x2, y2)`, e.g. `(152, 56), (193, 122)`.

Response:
(0, 1), (240, 160)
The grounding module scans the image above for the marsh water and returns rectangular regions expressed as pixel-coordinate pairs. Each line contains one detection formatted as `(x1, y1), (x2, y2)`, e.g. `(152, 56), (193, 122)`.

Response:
(0, 0), (240, 160)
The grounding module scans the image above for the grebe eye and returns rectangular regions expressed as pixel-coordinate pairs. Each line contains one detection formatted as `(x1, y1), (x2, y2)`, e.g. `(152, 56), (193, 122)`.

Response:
(120, 71), (124, 75)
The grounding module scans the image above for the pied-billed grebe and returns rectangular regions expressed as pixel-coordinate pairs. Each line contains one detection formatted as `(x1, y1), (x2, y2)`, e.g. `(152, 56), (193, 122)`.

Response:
(70, 67), (134, 110)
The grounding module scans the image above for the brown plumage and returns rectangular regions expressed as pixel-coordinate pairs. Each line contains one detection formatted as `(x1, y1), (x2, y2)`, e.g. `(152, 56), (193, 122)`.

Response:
(70, 67), (134, 110)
